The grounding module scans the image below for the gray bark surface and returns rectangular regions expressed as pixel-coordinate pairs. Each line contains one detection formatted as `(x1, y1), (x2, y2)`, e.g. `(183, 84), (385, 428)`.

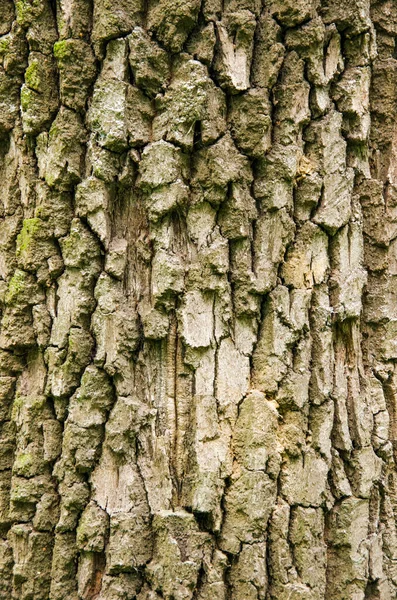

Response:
(0, 0), (396, 598)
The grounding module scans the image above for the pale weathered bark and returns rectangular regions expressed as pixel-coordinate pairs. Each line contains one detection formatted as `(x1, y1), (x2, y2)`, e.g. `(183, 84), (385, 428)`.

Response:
(0, 0), (397, 598)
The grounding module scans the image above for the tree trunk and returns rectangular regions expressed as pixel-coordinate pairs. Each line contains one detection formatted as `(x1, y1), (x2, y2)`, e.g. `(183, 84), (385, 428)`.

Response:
(0, 0), (396, 598)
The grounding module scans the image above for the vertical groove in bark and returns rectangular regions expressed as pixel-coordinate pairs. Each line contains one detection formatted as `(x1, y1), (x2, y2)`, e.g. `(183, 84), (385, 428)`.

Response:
(0, 0), (397, 598)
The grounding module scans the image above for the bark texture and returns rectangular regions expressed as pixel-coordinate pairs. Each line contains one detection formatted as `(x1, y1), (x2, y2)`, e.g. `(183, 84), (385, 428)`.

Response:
(0, 0), (397, 598)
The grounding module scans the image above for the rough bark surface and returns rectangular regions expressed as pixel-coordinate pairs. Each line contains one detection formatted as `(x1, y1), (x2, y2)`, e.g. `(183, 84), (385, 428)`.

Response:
(0, 0), (396, 598)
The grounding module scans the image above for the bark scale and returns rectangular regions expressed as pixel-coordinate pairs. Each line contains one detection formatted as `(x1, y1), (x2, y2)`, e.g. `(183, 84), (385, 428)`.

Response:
(0, 0), (396, 598)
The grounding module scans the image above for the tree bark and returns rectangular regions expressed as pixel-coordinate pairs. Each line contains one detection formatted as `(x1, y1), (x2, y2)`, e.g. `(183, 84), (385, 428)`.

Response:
(0, 0), (396, 598)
